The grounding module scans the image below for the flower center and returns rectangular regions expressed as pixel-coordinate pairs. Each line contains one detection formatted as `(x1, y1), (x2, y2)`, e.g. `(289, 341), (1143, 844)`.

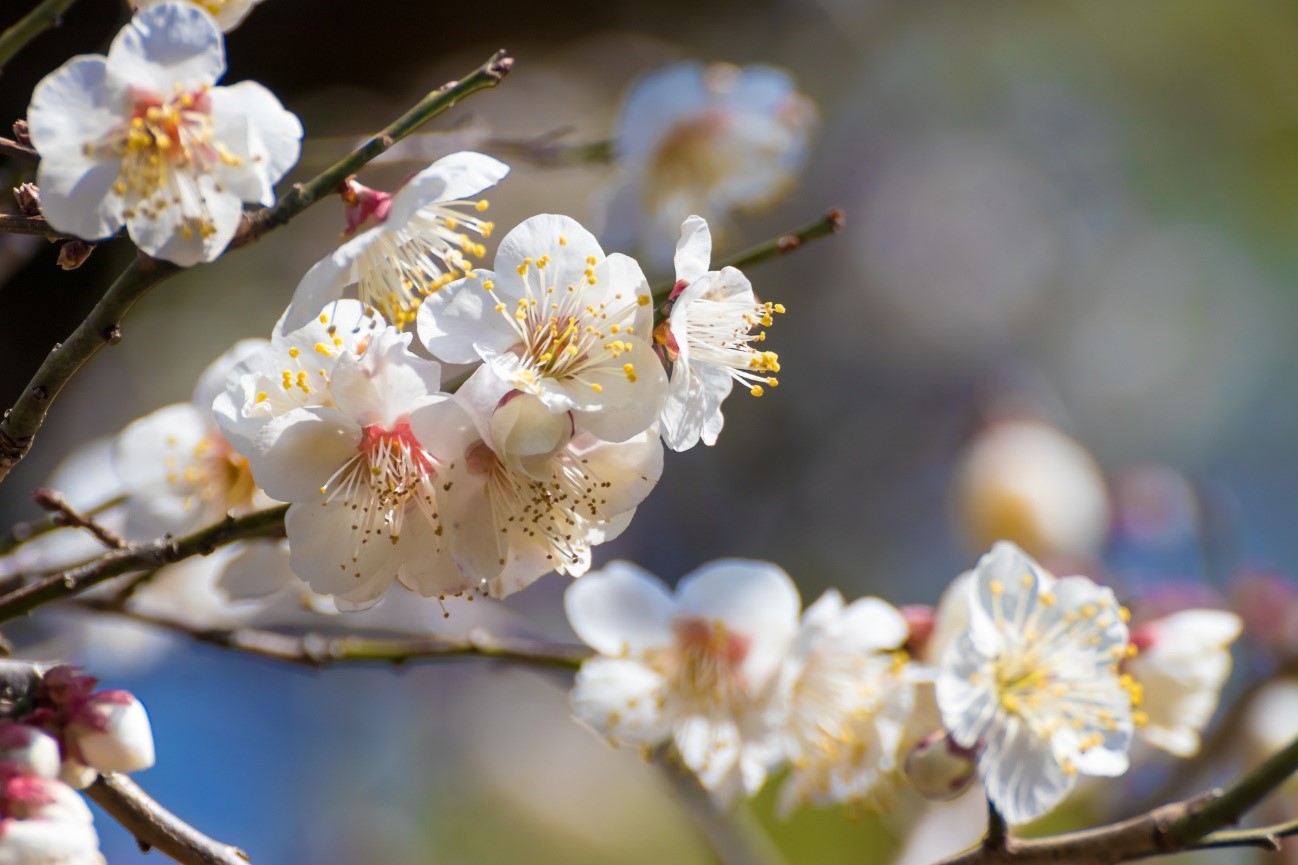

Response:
(90, 86), (245, 239)
(485, 251), (649, 394)
(354, 196), (494, 330)
(665, 617), (750, 714)
(165, 432), (256, 516)
(319, 419), (440, 548)
(464, 437), (615, 574)
(673, 282), (784, 397)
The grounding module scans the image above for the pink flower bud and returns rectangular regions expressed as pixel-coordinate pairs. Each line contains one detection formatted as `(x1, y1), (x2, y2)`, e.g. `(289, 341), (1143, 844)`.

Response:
(904, 730), (979, 801)
(66, 691), (154, 775)
(0, 725), (59, 781)
(340, 176), (393, 235)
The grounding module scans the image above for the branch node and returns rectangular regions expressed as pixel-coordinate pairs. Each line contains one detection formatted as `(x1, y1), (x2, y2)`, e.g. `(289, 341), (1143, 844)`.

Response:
(102, 324), (122, 345)
(29, 387), (45, 403)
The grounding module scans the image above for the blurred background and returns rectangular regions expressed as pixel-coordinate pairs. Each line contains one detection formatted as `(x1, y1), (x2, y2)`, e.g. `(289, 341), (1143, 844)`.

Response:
(4, 0), (1298, 862)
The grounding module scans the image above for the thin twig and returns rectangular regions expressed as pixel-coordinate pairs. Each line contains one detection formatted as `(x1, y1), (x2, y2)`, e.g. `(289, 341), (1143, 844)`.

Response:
(0, 51), (513, 488)
(0, 505), (288, 625)
(0, 137), (38, 161)
(72, 599), (588, 671)
(650, 207), (846, 307)
(86, 773), (249, 865)
(934, 729), (1298, 864)
(0, 0), (82, 70)
(0, 493), (125, 556)
(234, 50), (513, 247)
(0, 255), (178, 485)
(1194, 817), (1298, 851)
(0, 212), (67, 238)
(32, 487), (124, 549)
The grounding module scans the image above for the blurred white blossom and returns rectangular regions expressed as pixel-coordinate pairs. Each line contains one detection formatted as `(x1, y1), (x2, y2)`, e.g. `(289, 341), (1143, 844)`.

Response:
(565, 559), (799, 802)
(128, 0), (266, 31)
(599, 62), (816, 266)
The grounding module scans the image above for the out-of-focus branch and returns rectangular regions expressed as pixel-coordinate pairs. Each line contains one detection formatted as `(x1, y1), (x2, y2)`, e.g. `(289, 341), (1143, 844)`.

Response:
(936, 730), (1298, 865)
(0, 51), (513, 488)
(0, 493), (125, 556)
(0, 0), (82, 70)
(483, 130), (612, 167)
(0, 255), (179, 486)
(0, 505), (288, 624)
(32, 487), (124, 549)
(650, 207), (846, 305)
(0, 136), (38, 161)
(0, 213), (66, 238)
(72, 599), (589, 671)
(86, 774), (248, 865)
(235, 50), (513, 247)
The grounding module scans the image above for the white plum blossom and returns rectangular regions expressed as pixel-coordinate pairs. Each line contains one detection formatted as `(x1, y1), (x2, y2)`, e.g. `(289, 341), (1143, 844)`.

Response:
(64, 691), (156, 776)
(114, 339), (270, 538)
(565, 559), (800, 801)
(436, 372), (663, 597)
(236, 322), (470, 609)
(214, 299), (381, 454)
(0, 727), (61, 783)
(598, 62), (817, 265)
(0, 770), (103, 865)
(128, 0), (266, 31)
(26, 2), (302, 265)
(656, 216), (783, 451)
(952, 420), (1111, 561)
(418, 213), (667, 443)
(774, 590), (914, 815)
(935, 541), (1136, 825)
(1126, 609), (1242, 757)
(280, 152), (509, 333)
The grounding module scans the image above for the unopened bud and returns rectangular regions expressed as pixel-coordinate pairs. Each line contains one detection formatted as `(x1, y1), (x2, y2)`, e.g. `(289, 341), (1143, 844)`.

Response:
(340, 176), (392, 235)
(904, 730), (979, 801)
(901, 605), (936, 655)
(13, 182), (40, 217)
(66, 691), (155, 775)
(57, 759), (97, 791)
(56, 240), (95, 271)
(0, 724), (60, 780)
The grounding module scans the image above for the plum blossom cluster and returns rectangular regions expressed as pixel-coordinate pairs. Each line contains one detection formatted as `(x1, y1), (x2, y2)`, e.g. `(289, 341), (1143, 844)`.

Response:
(0, 667), (156, 865)
(564, 541), (1242, 824)
(204, 171), (784, 607)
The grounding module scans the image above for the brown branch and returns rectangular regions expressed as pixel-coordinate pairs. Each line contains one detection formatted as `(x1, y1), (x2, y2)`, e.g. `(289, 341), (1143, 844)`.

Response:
(0, 51), (513, 488)
(72, 599), (588, 671)
(0, 0), (83, 70)
(0, 505), (288, 625)
(86, 774), (248, 865)
(483, 130), (612, 167)
(0, 212), (67, 238)
(0, 493), (125, 556)
(934, 725), (1298, 865)
(32, 487), (124, 549)
(0, 137), (38, 162)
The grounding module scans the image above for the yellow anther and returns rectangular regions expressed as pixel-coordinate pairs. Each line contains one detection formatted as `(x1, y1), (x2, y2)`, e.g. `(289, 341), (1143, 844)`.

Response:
(637, 295), (650, 306)
(288, 347), (300, 358)
(989, 580), (1005, 596)
(750, 385), (765, 397)
(476, 199), (490, 212)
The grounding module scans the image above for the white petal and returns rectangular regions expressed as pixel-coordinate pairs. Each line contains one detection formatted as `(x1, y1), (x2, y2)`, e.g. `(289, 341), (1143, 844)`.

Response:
(192, 338), (268, 412)
(395, 521), (472, 599)
(250, 407), (360, 502)
(564, 561), (676, 656)
(569, 430), (664, 517)
(571, 657), (672, 746)
(385, 151), (510, 227)
(71, 693), (155, 773)
(568, 337), (668, 443)
(980, 716), (1075, 825)
(673, 716), (741, 794)
(416, 270), (518, 364)
(209, 81), (302, 192)
(215, 539), (296, 601)
(673, 216), (713, 283)
(276, 233), (376, 335)
(283, 502), (397, 608)
(108, 2), (225, 93)
(496, 214), (605, 294)
(126, 174), (242, 265)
